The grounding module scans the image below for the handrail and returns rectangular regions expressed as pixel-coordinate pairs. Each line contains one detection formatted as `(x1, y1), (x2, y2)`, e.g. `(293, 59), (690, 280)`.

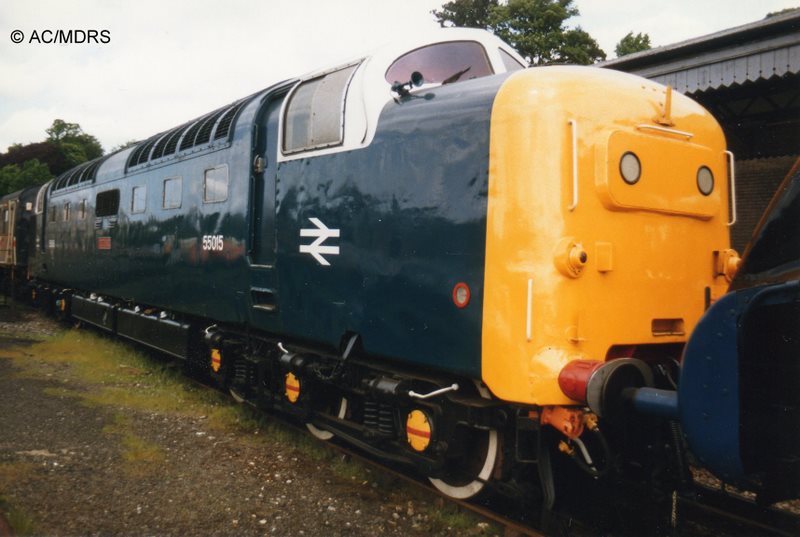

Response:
(725, 150), (737, 226)
(568, 119), (578, 211)
(526, 278), (533, 342)
(636, 124), (694, 139)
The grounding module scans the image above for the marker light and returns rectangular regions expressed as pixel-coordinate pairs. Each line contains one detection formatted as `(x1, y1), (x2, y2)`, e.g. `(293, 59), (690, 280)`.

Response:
(697, 166), (714, 196)
(620, 152), (641, 185)
(452, 283), (471, 308)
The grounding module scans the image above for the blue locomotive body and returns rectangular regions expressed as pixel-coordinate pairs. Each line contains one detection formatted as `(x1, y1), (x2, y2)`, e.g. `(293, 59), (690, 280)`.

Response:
(33, 72), (501, 377)
(679, 164), (799, 501)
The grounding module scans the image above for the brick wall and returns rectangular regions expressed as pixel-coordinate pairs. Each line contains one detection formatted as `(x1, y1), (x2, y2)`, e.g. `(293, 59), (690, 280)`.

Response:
(730, 155), (798, 253)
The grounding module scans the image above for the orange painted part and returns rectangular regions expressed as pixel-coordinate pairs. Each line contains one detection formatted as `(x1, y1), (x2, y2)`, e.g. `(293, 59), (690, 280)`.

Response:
(284, 373), (301, 403)
(482, 67), (733, 405)
(541, 405), (586, 440)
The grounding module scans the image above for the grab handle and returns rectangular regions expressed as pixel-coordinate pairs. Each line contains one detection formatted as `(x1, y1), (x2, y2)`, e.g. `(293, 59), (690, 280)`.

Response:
(568, 119), (578, 211)
(725, 150), (737, 226)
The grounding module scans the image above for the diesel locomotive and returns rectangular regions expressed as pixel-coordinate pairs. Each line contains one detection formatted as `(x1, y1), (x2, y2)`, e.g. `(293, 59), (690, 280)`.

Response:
(675, 161), (800, 504)
(2, 28), (761, 507)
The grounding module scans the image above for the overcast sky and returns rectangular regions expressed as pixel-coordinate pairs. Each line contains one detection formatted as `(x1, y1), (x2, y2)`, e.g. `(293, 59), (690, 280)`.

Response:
(0, 0), (797, 153)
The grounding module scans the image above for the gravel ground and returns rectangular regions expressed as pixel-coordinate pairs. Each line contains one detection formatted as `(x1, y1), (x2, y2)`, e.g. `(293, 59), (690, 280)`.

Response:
(0, 305), (498, 537)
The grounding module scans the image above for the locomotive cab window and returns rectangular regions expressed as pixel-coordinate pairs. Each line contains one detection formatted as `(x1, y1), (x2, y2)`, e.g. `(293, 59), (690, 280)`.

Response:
(283, 63), (359, 154)
(49, 206), (57, 222)
(63, 202), (70, 221)
(131, 186), (146, 214)
(35, 183), (48, 214)
(78, 199), (87, 220)
(163, 177), (182, 209)
(385, 41), (493, 86)
(203, 165), (228, 203)
(95, 189), (120, 217)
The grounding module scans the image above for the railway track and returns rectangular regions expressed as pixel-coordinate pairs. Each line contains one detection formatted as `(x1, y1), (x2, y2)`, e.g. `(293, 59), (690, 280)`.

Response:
(12, 313), (798, 537)
(677, 484), (800, 537)
(244, 396), (800, 537)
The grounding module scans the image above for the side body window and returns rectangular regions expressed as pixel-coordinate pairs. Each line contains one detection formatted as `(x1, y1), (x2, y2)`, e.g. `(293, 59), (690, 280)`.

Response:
(163, 177), (182, 209)
(131, 186), (147, 214)
(95, 189), (120, 217)
(283, 63), (359, 154)
(499, 48), (525, 71)
(63, 202), (70, 221)
(385, 41), (493, 86)
(203, 165), (228, 203)
(79, 199), (87, 219)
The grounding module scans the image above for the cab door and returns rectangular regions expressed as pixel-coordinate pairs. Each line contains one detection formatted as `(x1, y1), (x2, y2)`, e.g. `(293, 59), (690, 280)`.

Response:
(248, 87), (290, 320)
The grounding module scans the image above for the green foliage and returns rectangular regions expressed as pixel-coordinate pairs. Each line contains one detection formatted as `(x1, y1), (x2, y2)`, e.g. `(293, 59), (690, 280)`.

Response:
(433, 0), (606, 65)
(0, 159), (51, 196)
(432, 0), (498, 28)
(615, 31), (652, 57)
(46, 119), (103, 162)
(45, 119), (83, 141)
(0, 119), (105, 195)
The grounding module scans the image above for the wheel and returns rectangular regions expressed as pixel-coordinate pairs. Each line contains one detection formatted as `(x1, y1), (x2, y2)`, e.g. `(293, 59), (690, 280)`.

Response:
(229, 387), (246, 404)
(306, 397), (348, 441)
(428, 383), (499, 499)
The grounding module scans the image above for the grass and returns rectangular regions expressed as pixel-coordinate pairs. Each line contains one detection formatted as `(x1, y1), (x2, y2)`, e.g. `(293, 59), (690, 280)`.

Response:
(0, 495), (37, 536)
(6, 329), (257, 430)
(102, 414), (166, 475)
(2, 321), (500, 535)
(0, 464), (38, 536)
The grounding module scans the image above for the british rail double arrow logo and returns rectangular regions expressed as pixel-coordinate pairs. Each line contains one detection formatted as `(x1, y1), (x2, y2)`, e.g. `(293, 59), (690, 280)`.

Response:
(299, 217), (340, 266)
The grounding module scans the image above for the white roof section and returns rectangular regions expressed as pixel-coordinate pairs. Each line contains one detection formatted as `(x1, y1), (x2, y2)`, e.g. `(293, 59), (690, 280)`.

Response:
(277, 28), (526, 162)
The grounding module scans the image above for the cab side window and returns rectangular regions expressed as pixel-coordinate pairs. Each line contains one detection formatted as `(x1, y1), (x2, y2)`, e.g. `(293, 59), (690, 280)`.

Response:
(385, 41), (493, 86)
(283, 63), (359, 154)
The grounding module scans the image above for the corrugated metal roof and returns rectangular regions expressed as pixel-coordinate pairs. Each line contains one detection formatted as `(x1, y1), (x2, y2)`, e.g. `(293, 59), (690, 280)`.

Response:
(602, 10), (800, 94)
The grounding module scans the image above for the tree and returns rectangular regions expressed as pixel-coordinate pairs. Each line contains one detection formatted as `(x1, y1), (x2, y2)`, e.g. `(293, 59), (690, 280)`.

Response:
(433, 0), (498, 28)
(46, 119), (103, 162)
(0, 159), (51, 196)
(0, 119), (106, 195)
(433, 0), (606, 65)
(615, 32), (651, 57)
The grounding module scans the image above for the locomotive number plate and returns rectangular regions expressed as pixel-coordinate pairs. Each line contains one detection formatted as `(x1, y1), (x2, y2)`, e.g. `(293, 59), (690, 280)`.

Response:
(202, 235), (224, 251)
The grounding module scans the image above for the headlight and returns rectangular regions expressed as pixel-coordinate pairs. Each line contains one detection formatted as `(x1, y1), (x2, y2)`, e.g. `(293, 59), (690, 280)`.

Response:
(697, 166), (714, 196)
(620, 152), (641, 185)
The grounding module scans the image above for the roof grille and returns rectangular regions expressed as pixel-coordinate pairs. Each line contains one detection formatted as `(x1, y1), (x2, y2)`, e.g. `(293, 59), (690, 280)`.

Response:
(194, 109), (227, 146)
(125, 93), (258, 172)
(151, 126), (182, 161)
(162, 126), (185, 156)
(214, 100), (247, 140)
(127, 134), (160, 167)
(178, 118), (207, 151)
(52, 155), (108, 192)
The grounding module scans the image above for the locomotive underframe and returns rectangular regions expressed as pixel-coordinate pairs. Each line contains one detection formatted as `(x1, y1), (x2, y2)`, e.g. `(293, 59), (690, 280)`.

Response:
(27, 280), (692, 513)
